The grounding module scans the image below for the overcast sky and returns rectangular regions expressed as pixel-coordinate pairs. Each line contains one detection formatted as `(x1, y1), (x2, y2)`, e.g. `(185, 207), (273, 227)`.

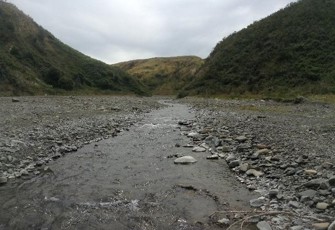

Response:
(8, 0), (297, 64)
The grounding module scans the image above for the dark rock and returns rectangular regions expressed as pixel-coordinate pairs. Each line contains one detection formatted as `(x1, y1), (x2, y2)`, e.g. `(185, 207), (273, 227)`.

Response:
(0, 177), (7, 185)
(304, 179), (329, 189)
(328, 177), (335, 187)
(229, 160), (240, 168)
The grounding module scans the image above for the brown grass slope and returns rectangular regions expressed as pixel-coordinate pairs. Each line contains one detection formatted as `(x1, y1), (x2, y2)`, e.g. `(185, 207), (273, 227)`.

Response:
(114, 56), (203, 95)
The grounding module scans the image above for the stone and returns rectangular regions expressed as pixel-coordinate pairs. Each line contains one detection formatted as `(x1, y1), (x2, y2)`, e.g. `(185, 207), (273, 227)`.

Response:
(174, 156), (197, 164)
(239, 163), (249, 172)
(220, 145), (230, 152)
(192, 146), (206, 152)
(206, 155), (219, 160)
(246, 169), (264, 177)
(304, 169), (317, 175)
(226, 154), (236, 162)
(235, 136), (247, 142)
(255, 149), (271, 155)
(256, 221), (272, 230)
(20, 169), (29, 176)
(229, 160), (240, 168)
(288, 201), (300, 208)
(304, 179), (329, 189)
(316, 202), (329, 210)
(0, 176), (7, 185)
(312, 223), (330, 230)
(250, 197), (266, 208)
(290, 226), (303, 230)
(256, 144), (268, 149)
(298, 189), (317, 198)
(328, 220), (335, 230)
(187, 132), (202, 140)
(200, 143), (210, 149)
(328, 177), (335, 187)
(217, 218), (230, 225)
(205, 136), (220, 147)
(269, 189), (279, 198)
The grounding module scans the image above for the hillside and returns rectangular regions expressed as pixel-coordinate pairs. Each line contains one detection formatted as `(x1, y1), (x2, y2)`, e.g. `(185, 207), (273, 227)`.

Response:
(183, 0), (335, 97)
(114, 56), (203, 95)
(0, 1), (148, 96)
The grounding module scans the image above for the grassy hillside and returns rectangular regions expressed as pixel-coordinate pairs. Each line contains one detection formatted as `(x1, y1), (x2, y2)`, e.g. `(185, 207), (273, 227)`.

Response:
(183, 0), (335, 98)
(114, 56), (203, 95)
(0, 1), (148, 96)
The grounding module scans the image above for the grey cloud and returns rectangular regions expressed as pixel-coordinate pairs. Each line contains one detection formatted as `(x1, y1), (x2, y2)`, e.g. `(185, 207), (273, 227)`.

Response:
(8, 0), (297, 63)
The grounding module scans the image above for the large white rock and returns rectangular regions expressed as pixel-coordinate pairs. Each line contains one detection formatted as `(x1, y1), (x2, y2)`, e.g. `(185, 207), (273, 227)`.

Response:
(174, 156), (197, 164)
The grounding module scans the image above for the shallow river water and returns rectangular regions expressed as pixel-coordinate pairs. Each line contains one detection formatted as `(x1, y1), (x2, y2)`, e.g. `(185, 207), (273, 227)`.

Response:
(0, 101), (255, 229)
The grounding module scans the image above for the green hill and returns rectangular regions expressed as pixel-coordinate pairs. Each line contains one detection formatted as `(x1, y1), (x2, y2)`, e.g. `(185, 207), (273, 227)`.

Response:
(0, 2), (148, 96)
(183, 0), (335, 97)
(114, 56), (203, 95)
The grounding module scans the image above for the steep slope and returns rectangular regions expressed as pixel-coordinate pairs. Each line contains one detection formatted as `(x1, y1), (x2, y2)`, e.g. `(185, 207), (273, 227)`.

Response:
(184, 0), (335, 97)
(114, 56), (203, 95)
(0, 2), (148, 96)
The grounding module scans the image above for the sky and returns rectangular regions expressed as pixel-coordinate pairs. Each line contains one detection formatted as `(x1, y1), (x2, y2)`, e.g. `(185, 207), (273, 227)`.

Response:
(8, 0), (297, 64)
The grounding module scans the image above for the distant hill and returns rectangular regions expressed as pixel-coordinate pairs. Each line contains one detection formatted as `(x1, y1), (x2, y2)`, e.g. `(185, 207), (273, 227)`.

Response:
(114, 56), (203, 95)
(183, 0), (335, 97)
(0, 1), (148, 96)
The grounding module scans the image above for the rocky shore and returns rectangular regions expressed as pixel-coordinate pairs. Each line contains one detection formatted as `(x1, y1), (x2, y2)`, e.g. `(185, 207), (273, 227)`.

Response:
(180, 98), (335, 229)
(0, 96), (162, 185)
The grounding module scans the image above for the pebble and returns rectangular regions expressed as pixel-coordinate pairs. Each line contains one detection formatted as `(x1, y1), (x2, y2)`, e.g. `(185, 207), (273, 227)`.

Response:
(328, 221), (335, 230)
(0, 177), (7, 185)
(206, 155), (219, 160)
(217, 218), (230, 225)
(174, 156), (197, 164)
(235, 136), (247, 142)
(239, 163), (249, 172)
(192, 146), (206, 152)
(304, 179), (329, 189)
(255, 149), (271, 155)
(229, 160), (240, 168)
(298, 189), (317, 198)
(246, 169), (264, 177)
(316, 202), (329, 210)
(268, 189), (279, 198)
(288, 201), (300, 208)
(312, 223), (330, 230)
(256, 221), (272, 230)
(290, 226), (303, 230)
(250, 197), (266, 208)
(304, 169), (317, 175)
(328, 177), (335, 187)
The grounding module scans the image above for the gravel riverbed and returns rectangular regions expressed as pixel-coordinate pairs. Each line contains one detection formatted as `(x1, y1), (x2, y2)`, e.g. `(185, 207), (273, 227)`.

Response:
(0, 96), (334, 229)
(181, 97), (335, 229)
(0, 96), (162, 183)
